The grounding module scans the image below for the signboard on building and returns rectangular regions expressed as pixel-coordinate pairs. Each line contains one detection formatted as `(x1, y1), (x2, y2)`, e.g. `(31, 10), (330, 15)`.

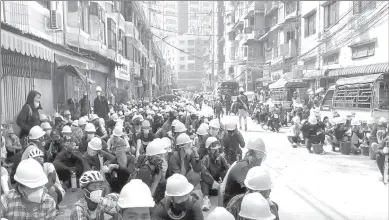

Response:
(115, 63), (130, 81)
(271, 69), (283, 81)
(135, 80), (143, 87)
(263, 64), (270, 79)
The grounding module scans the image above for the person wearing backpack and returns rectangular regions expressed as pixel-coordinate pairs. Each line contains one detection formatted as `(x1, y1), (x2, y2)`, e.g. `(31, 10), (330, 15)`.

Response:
(15, 90), (42, 146)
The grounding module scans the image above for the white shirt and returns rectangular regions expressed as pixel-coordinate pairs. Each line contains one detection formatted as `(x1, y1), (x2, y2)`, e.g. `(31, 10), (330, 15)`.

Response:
(43, 163), (65, 196)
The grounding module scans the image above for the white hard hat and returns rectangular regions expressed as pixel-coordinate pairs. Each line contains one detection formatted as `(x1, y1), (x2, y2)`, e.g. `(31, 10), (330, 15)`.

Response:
(85, 123), (96, 133)
(14, 158), (48, 188)
(351, 119), (360, 126)
(132, 115), (144, 122)
(161, 137), (172, 153)
(40, 122), (52, 130)
(196, 124), (208, 136)
(111, 113), (119, 122)
(165, 174), (194, 197)
(96, 86), (102, 92)
(239, 192), (276, 220)
(117, 179), (155, 208)
(244, 166), (273, 191)
(79, 171), (104, 189)
(88, 137), (102, 150)
(112, 126), (123, 137)
(39, 114), (48, 121)
(207, 207), (235, 220)
(146, 139), (167, 156)
(205, 137), (220, 149)
(378, 117), (388, 124)
(72, 120), (79, 127)
(28, 126), (46, 140)
(176, 133), (192, 146)
(308, 116), (317, 125)
(90, 114), (99, 121)
(28, 146), (44, 158)
(78, 117), (87, 126)
(239, 87), (244, 92)
(172, 119), (181, 127)
(247, 137), (266, 154)
(292, 116), (300, 124)
(62, 125), (72, 134)
(209, 119), (220, 129)
(174, 122), (187, 133)
(226, 121), (237, 131)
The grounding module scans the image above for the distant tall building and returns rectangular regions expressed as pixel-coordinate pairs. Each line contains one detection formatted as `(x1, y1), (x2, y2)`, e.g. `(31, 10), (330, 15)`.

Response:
(187, 1), (213, 35)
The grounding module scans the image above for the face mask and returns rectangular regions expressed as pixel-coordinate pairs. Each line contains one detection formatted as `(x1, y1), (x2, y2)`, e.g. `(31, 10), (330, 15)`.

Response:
(34, 102), (40, 108)
(86, 189), (102, 203)
(87, 147), (97, 157)
(97, 92), (101, 96)
(87, 134), (95, 141)
(22, 187), (44, 203)
(143, 129), (150, 134)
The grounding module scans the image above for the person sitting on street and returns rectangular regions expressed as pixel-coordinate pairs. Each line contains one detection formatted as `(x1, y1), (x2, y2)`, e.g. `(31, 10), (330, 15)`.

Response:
(226, 166), (279, 220)
(206, 207), (235, 220)
(200, 137), (229, 211)
(221, 121), (245, 164)
(70, 171), (118, 220)
(350, 119), (363, 155)
(287, 116), (304, 148)
(153, 173), (204, 220)
(374, 118), (389, 182)
(82, 137), (115, 171)
(195, 123), (210, 160)
(301, 116), (325, 153)
(4, 127), (22, 158)
(237, 192), (276, 220)
(1, 158), (57, 219)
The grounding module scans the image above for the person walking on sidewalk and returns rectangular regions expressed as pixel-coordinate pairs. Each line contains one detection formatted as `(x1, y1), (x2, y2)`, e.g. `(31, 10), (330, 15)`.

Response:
(94, 86), (110, 121)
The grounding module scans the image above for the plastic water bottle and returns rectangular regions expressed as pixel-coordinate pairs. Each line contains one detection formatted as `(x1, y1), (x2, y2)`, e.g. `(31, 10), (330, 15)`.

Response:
(70, 171), (77, 191)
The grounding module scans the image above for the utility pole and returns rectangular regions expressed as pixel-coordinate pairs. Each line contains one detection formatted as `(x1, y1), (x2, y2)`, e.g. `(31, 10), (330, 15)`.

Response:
(211, 1), (215, 92)
(148, 1), (153, 100)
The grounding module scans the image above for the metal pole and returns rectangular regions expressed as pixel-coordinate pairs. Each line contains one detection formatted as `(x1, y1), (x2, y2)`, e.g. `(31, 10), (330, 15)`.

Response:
(211, 1), (215, 92)
(148, 1), (153, 100)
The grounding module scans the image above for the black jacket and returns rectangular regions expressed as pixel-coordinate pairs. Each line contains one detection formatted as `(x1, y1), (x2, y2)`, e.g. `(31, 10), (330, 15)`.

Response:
(16, 90), (42, 139)
(94, 96), (109, 119)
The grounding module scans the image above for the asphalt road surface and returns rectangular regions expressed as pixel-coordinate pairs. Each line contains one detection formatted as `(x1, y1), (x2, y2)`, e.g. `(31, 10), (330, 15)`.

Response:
(57, 115), (389, 220)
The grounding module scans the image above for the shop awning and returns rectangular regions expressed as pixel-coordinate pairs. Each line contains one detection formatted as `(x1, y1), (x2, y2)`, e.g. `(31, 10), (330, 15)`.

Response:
(57, 65), (95, 85)
(54, 51), (88, 69)
(327, 63), (389, 77)
(269, 77), (308, 89)
(336, 73), (385, 86)
(303, 69), (327, 79)
(1, 30), (54, 62)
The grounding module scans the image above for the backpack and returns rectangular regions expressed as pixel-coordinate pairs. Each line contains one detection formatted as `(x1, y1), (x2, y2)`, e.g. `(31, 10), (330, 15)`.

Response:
(13, 104), (32, 138)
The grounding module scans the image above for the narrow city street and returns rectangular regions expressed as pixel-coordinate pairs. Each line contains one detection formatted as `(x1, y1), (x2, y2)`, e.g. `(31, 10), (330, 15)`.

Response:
(57, 115), (388, 220)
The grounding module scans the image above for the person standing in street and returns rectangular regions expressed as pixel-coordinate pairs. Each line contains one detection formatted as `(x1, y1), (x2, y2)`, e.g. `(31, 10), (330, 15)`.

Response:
(237, 88), (249, 131)
(80, 92), (90, 117)
(94, 86), (109, 121)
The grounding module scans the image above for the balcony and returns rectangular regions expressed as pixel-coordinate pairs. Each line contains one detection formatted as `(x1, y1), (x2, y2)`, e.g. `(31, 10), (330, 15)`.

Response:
(281, 39), (297, 59)
(244, 26), (253, 34)
(265, 1), (278, 16)
(265, 49), (272, 62)
(254, 29), (266, 39)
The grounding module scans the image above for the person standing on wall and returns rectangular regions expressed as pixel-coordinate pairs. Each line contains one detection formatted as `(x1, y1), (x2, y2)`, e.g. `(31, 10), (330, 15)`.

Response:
(237, 87), (249, 131)
(94, 86), (109, 121)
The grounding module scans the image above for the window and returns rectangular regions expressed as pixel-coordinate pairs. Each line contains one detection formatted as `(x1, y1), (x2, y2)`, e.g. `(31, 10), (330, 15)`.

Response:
(353, 1), (376, 14)
(243, 46), (248, 57)
(188, 40), (195, 46)
(203, 40), (209, 45)
(125, 37), (134, 60)
(379, 81), (389, 110)
(188, 64), (195, 70)
(304, 59), (316, 70)
(179, 41), (185, 45)
(323, 1), (339, 29)
(180, 65), (185, 70)
(68, 1), (78, 12)
(123, 1), (133, 22)
(285, 1), (297, 15)
(165, 11), (176, 16)
(37, 0), (50, 9)
(107, 18), (117, 50)
(188, 55), (195, 60)
(228, 32), (236, 41)
(304, 12), (316, 37)
(286, 31), (295, 42)
(166, 18), (176, 24)
(323, 53), (339, 65)
(334, 84), (372, 109)
(188, 48), (195, 54)
(228, 66), (234, 74)
(351, 42), (375, 59)
(180, 57), (185, 60)
(118, 29), (125, 55)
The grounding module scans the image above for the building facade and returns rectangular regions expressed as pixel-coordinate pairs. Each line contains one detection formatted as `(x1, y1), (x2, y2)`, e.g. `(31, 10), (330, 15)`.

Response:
(1, 1), (169, 122)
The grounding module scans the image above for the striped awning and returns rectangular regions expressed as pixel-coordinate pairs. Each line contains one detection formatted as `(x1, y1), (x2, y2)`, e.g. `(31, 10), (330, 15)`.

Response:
(1, 30), (54, 62)
(303, 69), (327, 79)
(336, 73), (384, 86)
(327, 63), (389, 77)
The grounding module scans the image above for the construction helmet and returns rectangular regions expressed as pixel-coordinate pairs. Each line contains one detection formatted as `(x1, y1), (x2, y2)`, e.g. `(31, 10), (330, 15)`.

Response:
(196, 124), (208, 136)
(172, 119), (181, 128)
(161, 137), (172, 153)
(366, 117), (375, 125)
(141, 120), (151, 128)
(39, 114), (48, 121)
(176, 133), (192, 146)
(64, 110), (71, 116)
(239, 192), (275, 220)
(85, 123), (96, 133)
(28, 126), (46, 140)
(239, 87), (244, 92)
(96, 86), (102, 92)
(111, 113), (119, 122)
(90, 114), (99, 121)
(117, 179), (155, 209)
(146, 139), (167, 156)
(244, 166), (273, 191)
(165, 174), (194, 197)
(40, 122), (52, 130)
(79, 171), (104, 189)
(28, 146), (44, 158)
(308, 116), (317, 125)
(174, 122), (187, 133)
(351, 119), (360, 126)
(112, 126), (124, 137)
(205, 137), (220, 149)
(378, 117), (388, 124)
(72, 120), (79, 127)
(62, 125), (72, 134)
(14, 158), (48, 188)
(226, 121), (237, 131)
(292, 116), (300, 124)
(247, 137), (267, 154)
(132, 115), (144, 123)
(78, 117), (87, 126)
(88, 137), (102, 150)
(209, 119), (221, 129)
(207, 207), (235, 220)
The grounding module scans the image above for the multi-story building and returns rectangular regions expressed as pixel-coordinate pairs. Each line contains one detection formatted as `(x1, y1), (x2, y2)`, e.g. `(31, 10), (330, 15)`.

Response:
(1, 1), (169, 122)
(299, 1), (389, 91)
(175, 35), (209, 91)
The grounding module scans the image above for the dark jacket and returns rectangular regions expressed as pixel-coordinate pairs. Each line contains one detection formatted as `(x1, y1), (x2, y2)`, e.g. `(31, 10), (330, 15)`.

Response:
(94, 96), (109, 119)
(16, 90), (42, 139)
(79, 96), (90, 117)
(153, 193), (204, 220)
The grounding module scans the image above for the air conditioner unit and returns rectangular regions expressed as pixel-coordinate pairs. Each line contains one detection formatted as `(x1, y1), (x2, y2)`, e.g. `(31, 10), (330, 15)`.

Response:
(50, 10), (62, 29)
